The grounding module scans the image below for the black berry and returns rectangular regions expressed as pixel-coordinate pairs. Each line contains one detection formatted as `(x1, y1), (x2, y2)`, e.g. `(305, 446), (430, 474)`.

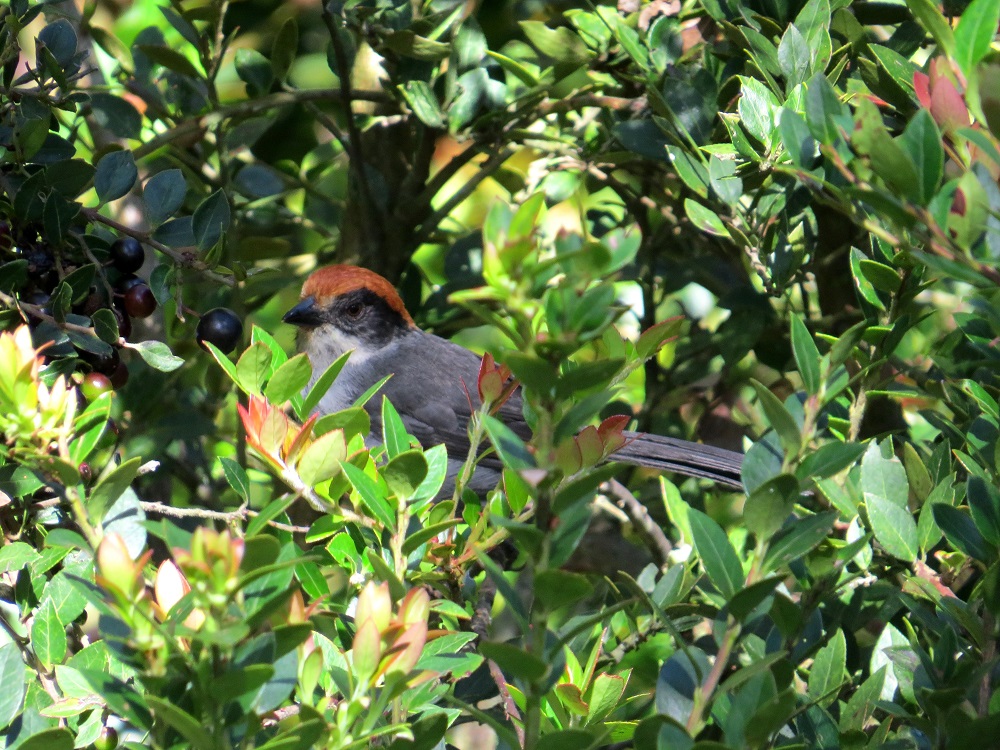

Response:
(81, 346), (120, 376)
(110, 237), (145, 274)
(124, 284), (156, 318)
(116, 273), (145, 293)
(197, 307), (243, 354)
(78, 462), (93, 483)
(109, 360), (129, 389)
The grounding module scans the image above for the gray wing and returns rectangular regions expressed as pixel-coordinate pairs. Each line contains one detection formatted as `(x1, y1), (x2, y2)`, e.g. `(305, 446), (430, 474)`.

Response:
(366, 332), (529, 466)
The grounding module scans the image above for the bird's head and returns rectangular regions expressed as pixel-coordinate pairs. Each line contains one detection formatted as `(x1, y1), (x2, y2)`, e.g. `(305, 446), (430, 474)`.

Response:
(283, 265), (417, 363)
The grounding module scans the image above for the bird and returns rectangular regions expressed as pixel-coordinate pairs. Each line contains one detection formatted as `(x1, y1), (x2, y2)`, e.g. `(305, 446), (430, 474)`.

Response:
(282, 264), (744, 494)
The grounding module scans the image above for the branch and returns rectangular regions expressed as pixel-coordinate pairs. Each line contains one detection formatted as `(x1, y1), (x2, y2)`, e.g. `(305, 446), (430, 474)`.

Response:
(138, 500), (311, 534)
(80, 208), (235, 287)
(603, 480), (673, 568)
(414, 147), (515, 245)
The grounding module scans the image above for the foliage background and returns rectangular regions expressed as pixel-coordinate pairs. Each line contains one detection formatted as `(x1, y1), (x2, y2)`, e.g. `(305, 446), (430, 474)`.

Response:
(1, 0), (999, 747)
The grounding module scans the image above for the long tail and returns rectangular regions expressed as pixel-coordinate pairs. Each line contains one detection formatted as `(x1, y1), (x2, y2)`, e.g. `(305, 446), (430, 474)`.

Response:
(614, 431), (744, 489)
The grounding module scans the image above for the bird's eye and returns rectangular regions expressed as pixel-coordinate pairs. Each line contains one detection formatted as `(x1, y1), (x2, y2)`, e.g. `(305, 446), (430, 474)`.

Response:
(345, 302), (364, 319)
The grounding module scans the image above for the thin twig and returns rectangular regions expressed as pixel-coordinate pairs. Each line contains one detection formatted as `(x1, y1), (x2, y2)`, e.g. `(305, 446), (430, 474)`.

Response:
(414, 147), (515, 245)
(603, 479), (672, 567)
(138, 500), (310, 534)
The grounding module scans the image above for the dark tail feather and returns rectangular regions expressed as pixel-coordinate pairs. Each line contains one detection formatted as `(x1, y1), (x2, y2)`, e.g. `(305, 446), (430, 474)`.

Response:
(614, 431), (744, 489)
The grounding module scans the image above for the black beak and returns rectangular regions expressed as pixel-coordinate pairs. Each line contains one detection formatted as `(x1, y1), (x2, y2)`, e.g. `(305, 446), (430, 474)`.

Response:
(283, 296), (323, 327)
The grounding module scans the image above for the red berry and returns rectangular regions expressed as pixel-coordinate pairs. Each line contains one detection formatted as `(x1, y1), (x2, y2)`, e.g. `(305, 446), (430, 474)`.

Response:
(81, 372), (112, 401)
(110, 237), (145, 274)
(78, 462), (93, 483)
(124, 284), (156, 318)
(196, 308), (243, 354)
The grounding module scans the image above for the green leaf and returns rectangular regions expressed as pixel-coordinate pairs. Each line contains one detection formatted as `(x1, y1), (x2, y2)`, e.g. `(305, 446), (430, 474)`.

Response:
(866, 495), (918, 562)
(790, 315), (821, 394)
(934, 504), (989, 561)
(91, 308), (119, 344)
(860, 442), (908, 508)
(300, 350), (347, 418)
(778, 24), (810, 90)
(519, 21), (592, 64)
(89, 92), (142, 139)
(738, 76), (780, 147)
(956, 0), (1000, 76)
(0, 542), (41, 573)
(745, 474), (799, 540)
(271, 18), (298, 79)
(483, 415), (534, 471)
(401, 518), (461, 555)
(381, 397), (410, 459)
(236, 342), (274, 396)
(128, 340), (184, 372)
(221, 457), (250, 501)
(342, 462), (394, 530)
(89, 456), (142, 522)
(265, 353), (312, 405)
(905, 0), (956, 58)
(94, 150), (137, 203)
(297, 429), (347, 487)
(143, 169), (187, 226)
(235, 48), (274, 97)
(146, 695), (215, 750)
(688, 508), (743, 600)
(751, 379), (802, 456)
(399, 80), (445, 128)
(850, 248), (886, 310)
(192, 189), (231, 250)
(858, 258), (901, 294)
(778, 108), (818, 168)
(796, 441), (866, 481)
(808, 629), (846, 707)
(31, 598), (67, 666)
(15, 728), (74, 750)
(0, 642), (26, 729)
(534, 569), (592, 611)
(804, 73), (847, 144)
(383, 450), (428, 500)
(967, 476), (1000, 548)
(763, 511), (837, 572)
(138, 44), (203, 78)
(900, 109), (943, 207)
(684, 197), (728, 236)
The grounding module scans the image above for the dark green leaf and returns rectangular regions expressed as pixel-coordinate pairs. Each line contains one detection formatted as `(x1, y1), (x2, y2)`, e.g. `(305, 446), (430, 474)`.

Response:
(94, 150), (137, 203)
(144, 169), (186, 225)
(0, 642), (26, 729)
(763, 511), (837, 572)
(934, 504), (990, 561)
(235, 48), (274, 97)
(751, 380), (801, 455)
(745, 474), (799, 540)
(89, 93), (142, 139)
(192, 189), (231, 251)
(790, 315), (821, 394)
(91, 308), (119, 344)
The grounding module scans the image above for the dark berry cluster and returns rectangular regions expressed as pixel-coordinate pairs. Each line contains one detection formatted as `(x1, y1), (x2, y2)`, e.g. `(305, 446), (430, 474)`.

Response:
(2, 216), (244, 401)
